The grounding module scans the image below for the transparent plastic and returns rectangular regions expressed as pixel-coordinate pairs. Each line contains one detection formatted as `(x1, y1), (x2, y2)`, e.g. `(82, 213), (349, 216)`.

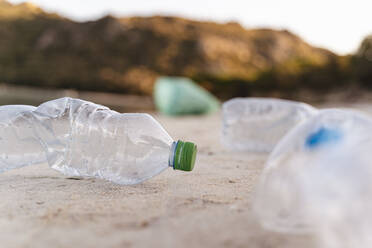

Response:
(222, 98), (317, 152)
(0, 97), (175, 185)
(253, 109), (372, 247)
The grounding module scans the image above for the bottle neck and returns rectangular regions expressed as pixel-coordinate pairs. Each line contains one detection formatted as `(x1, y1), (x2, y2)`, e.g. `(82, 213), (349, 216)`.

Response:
(168, 141), (178, 169)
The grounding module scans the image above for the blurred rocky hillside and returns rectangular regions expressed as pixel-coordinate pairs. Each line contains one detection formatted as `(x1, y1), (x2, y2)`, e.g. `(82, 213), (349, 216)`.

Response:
(352, 35), (372, 87)
(0, 0), (369, 98)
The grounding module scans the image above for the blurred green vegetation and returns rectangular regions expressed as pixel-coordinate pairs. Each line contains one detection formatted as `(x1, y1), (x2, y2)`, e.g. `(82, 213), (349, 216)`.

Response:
(0, 0), (371, 99)
(352, 35), (372, 88)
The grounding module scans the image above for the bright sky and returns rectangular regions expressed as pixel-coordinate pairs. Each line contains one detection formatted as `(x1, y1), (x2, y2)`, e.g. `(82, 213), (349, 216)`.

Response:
(8, 0), (372, 55)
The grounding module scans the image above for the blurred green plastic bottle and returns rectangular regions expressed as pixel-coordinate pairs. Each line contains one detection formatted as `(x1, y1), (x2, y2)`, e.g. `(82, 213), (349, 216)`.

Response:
(154, 76), (220, 115)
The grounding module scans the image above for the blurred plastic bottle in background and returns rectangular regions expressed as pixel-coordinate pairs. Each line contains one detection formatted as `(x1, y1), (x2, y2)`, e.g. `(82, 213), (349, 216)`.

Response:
(253, 108), (372, 248)
(0, 97), (197, 185)
(154, 76), (220, 116)
(222, 98), (317, 152)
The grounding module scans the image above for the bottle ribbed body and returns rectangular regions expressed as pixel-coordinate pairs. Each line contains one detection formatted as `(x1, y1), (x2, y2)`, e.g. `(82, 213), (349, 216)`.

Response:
(222, 98), (317, 152)
(0, 97), (173, 184)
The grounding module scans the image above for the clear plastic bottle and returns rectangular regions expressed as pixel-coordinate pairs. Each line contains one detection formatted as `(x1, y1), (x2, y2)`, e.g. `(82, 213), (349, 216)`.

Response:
(0, 97), (197, 185)
(222, 97), (317, 152)
(253, 108), (372, 243)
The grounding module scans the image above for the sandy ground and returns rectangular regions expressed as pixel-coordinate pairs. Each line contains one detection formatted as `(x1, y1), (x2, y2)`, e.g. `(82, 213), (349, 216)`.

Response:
(1, 102), (372, 248)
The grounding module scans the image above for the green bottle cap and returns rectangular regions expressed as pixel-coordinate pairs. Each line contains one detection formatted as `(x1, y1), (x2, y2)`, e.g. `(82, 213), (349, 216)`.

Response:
(173, 140), (197, 171)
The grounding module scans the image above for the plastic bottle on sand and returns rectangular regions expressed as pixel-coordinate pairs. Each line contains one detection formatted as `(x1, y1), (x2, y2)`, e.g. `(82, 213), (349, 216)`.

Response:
(253, 108), (372, 248)
(0, 97), (197, 185)
(222, 98), (317, 152)
(154, 76), (220, 116)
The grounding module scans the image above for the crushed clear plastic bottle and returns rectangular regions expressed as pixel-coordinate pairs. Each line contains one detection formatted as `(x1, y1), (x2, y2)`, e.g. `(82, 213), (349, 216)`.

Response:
(253, 109), (372, 247)
(0, 97), (197, 185)
(222, 98), (317, 152)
